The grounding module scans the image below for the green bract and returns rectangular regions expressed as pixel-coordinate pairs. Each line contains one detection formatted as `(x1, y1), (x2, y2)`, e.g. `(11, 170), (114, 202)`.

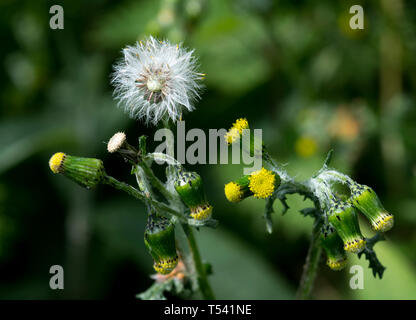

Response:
(328, 201), (366, 254)
(49, 152), (105, 189)
(175, 170), (213, 220)
(144, 215), (178, 275)
(350, 183), (394, 232)
(320, 224), (347, 271)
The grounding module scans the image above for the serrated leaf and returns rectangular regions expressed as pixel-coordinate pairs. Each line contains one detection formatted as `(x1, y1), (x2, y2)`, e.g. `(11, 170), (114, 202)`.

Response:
(357, 233), (386, 279)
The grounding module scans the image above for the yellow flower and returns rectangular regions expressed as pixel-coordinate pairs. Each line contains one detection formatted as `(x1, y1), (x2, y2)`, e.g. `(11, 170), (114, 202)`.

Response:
(248, 168), (277, 199)
(49, 152), (66, 174)
(224, 118), (249, 145)
(153, 256), (179, 275)
(327, 257), (347, 271)
(224, 168), (280, 203)
(190, 205), (213, 220)
(224, 182), (244, 203)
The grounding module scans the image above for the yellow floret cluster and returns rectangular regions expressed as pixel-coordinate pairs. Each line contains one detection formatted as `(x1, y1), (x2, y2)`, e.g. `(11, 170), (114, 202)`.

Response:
(248, 168), (276, 199)
(224, 118), (249, 145)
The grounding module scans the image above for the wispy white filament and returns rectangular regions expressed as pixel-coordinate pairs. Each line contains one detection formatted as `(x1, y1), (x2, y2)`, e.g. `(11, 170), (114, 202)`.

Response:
(112, 36), (203, 125)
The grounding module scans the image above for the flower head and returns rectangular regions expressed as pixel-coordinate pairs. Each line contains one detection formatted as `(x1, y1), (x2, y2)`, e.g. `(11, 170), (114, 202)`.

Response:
(112, 36), (204, 125)
(248, 168), (278, 199)
(151, 260), (186, 283)
(224, 182), (246, 203)
(224, 118), (249, 145)
(224, 168), (280, 203)
(49, 152), (66, 174)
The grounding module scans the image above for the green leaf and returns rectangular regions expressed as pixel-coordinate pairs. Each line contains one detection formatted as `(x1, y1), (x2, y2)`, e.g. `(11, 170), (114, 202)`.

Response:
(357, 233), (386, 279)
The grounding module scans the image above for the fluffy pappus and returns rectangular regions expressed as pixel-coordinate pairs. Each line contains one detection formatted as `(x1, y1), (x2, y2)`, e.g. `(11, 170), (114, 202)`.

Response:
(112, 36), (204, 125)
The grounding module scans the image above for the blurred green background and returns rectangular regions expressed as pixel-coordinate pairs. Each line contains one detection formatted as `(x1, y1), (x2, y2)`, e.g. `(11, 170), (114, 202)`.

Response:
(0, 0), (415, 299)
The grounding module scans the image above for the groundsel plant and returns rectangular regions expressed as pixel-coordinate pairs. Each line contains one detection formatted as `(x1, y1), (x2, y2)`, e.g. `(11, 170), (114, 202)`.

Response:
(112, 36), (204, 125)
(48, 35), (395, 300)
(224, 118), (394, 299)
(49, 37), (215, 300)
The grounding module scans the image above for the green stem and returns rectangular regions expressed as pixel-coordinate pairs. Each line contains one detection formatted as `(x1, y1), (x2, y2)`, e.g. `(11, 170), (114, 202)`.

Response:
(102, 174), (186, 222)
(296, 221), (322, 300)
(138, 161), (175, 201)
(182, 223), (215, 300)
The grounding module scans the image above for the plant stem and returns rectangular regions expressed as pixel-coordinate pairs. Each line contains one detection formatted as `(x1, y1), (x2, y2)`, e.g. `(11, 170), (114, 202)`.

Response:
(102, 174), (186, 222)
(182, 223), (215, 300)
(296, 221), (322, 300)
(138, 161), (175, 201)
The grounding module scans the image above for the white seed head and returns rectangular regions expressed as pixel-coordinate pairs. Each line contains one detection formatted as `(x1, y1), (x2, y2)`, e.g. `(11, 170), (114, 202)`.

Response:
(112, 36), (204, 125)
(107, 132), (126, 153)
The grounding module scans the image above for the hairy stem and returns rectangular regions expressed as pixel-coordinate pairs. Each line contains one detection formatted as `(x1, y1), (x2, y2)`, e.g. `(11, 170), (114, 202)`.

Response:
(102, 174), (186, 221)
(296, 221), (322, 300)
(138, 161), (175, 201)
(182, 223), (215, 300)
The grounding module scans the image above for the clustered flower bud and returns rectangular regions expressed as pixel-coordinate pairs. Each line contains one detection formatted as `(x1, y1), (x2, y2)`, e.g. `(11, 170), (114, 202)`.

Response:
(224, 167), (280, 203)
(320, 224), (347, 271)
(174, 170), (213, 220)
(144, 215), (178, 275)
(49, 152), (105, 189)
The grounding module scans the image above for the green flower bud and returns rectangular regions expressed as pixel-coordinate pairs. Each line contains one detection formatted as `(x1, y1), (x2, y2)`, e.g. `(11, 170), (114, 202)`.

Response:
(328, 201), (366, 254)
(320, 224), (347, 271)
(49, 152), (105, 189)
(144, 215), (178, 275)
(350, 183), (394, 232)
(174, 170), (213, 220)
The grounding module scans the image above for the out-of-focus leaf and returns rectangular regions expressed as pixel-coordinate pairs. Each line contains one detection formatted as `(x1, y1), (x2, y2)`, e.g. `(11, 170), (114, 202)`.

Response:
(88, 0), (162, 48)
(0, 119), (72, 174)
(190, 0), (270, 95)
(94, 199), (151, 271)
(197, 227), (294, 299)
